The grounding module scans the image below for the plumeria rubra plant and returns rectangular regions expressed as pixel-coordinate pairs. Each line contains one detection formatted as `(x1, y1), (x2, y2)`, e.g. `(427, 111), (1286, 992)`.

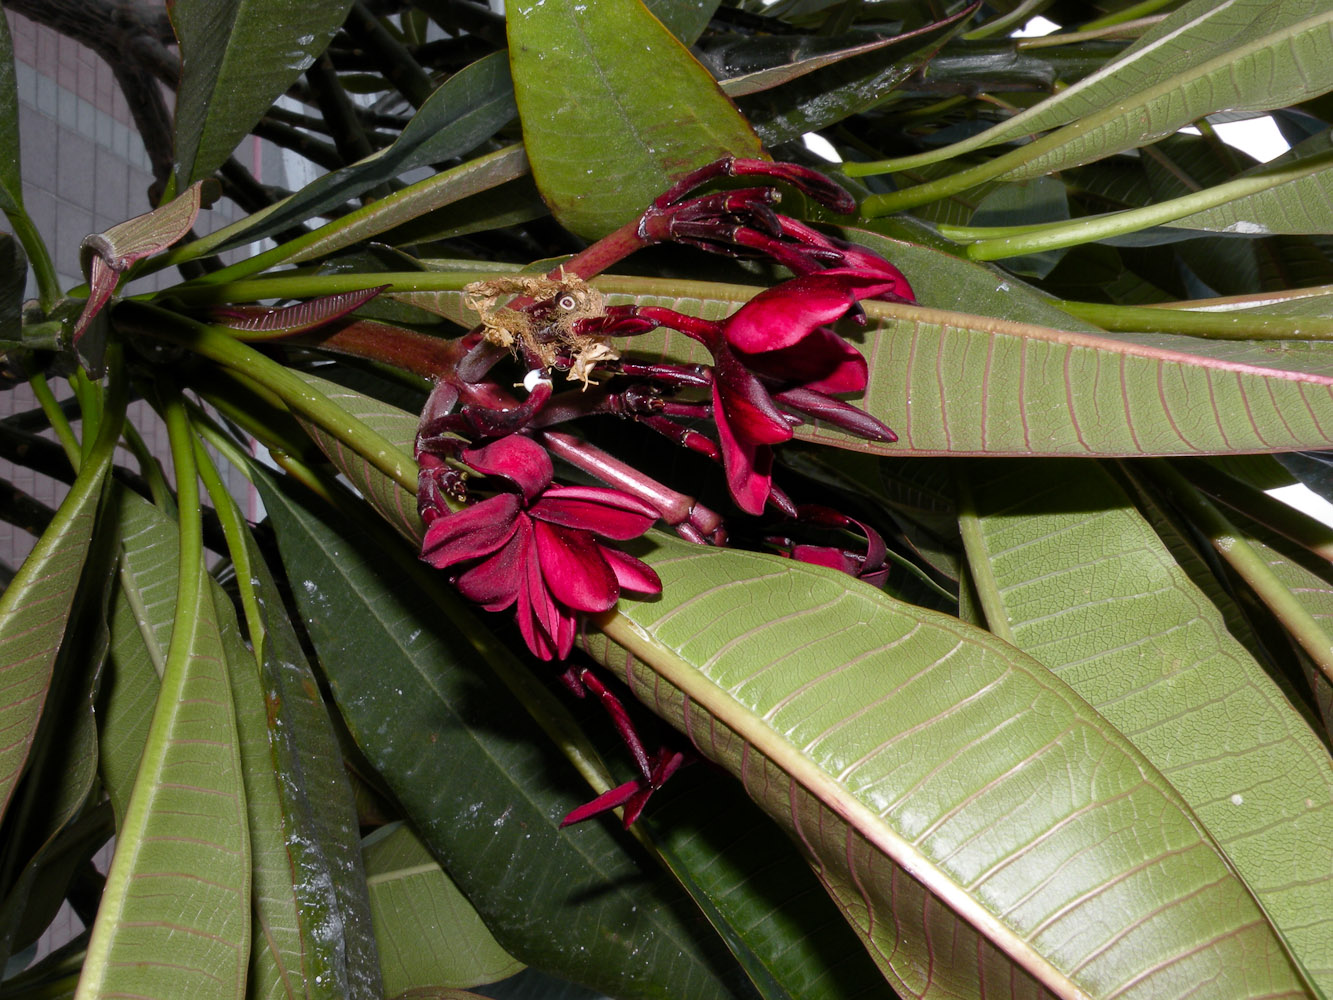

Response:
(2, 1), (1333, 999)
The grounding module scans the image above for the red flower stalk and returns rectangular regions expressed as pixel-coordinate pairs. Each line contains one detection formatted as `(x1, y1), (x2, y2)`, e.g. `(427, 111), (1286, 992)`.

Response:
(768, 505), (890, 587)
(638, 270), (902, 515)
(419, 435), (661, 660)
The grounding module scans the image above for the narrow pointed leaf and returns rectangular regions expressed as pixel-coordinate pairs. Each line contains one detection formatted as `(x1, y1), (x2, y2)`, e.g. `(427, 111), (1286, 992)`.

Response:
(507, 0), (764, 239)
(960, 459), (1333, 991)
(233, 526), (382, 1000)
(101, 489), (179, 826)
(0, 10), (23, 216)
(213, 286), (387, 339)
(1, 233), (24, 344)
(256, 474), (749, 1000)
(75, 569), (250, 998)
(170, 0), (353, 186)
(858, 0), (1333, 179)
(0, 378), (123, 823)
(580, 535), (1315, 998)
(201, 51), (518, 255)
(363, 823), (523, 994)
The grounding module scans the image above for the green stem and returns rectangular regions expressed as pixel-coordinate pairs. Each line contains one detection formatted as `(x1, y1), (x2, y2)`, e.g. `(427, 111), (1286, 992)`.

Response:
(121, 421), (174, 510)
(942, 148), (1333, 259)
(29, 373), (81, 471)
(155, 270), (488, 308)
(1182, 460), (1333, 566)
(4, 206), (61, 312)
(1055, 299), (1333, 340)
(153, 144), (527, 284)
(192, 433), (265, 667)
(963, 0), (1049, 40)
(1015, 15), (1165, 48)
(1148, 460), (1333, 687)
(117, 302), (417, 494)
(71, 369), (103, 468)
(1080, 0), (1175, 31)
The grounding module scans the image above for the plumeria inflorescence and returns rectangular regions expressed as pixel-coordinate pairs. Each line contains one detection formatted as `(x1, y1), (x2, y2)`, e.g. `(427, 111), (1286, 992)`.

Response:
(412, 157), (915, 825)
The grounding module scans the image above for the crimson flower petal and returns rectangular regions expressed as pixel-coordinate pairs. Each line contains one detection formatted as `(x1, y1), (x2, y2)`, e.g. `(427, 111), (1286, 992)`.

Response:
(462, 434), (553, 503)
(713, 351), (793, 447)
(420, 494), (521, 571)
(724, 273), (901, 353)
(533, 522), (620, 613)
(714, 382), (774, 515)
(739, 327), (867, 394)
(531, 486), (659, 539)
(601, 547), (662, 595)
(455, 517), (531, 611)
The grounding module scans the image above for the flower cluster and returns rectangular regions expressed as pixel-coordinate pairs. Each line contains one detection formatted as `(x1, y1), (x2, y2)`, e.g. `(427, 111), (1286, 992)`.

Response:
(413, 158), (914, 824)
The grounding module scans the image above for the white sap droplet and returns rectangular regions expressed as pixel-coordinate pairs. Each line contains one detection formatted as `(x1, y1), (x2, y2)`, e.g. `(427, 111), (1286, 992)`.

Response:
(1230, 793), (1244, 805)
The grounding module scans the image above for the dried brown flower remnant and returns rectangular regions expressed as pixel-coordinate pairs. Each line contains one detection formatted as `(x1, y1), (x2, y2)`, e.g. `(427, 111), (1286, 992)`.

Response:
(462, 271), (618, 387)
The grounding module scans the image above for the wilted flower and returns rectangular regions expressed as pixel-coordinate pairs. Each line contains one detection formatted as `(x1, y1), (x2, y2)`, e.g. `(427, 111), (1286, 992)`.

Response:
(419, 435), (661, 660)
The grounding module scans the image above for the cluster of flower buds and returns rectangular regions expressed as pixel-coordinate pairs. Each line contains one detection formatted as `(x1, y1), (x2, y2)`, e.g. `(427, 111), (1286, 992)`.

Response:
(413, 158), (914, 824)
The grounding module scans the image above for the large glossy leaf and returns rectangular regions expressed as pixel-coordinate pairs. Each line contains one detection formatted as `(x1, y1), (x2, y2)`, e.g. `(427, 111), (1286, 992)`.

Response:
(506, 0), (764, 239)
(855, 0), (1333, 197)
(363, 822), (523, 994)
(75, 557), (250, 1000)
(580, 535), (1315, 998)
(0, 381), (123, 823)
(256, 474), (750, 1000)
(170, 0), (353, 187)
(959, 459), (1333, 991)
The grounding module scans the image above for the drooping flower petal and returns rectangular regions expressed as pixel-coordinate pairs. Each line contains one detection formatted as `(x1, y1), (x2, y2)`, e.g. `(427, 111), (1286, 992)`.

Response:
(601, 546), (662, 595)
(462, 434), (553, 503)
(531, 486), (659, 539)
(713, 352), (793, 447)
(533, 521), (621, 613)
(421, 493), (521, 571)
(723, 273), (902, 353)
(714, 382), (774, 515)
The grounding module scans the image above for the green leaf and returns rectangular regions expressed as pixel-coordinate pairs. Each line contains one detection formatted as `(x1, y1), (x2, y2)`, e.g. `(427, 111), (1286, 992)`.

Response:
(170, 0), (354, 186)
(958, 459), (1333, 991)
(859, 0), (1333, 183)
(229, 524), (381, 1000)
(0, 373), (124, 824)
(581, 535), (1316, 998)
(0, 10), (23, 216)
(287, 370), (423, 542)
(256, 474), (749, 1000)
(506, 0), (764, 239)
(74, 569), (250, 1000)
(363, 823), (523, 994)
(100, 489), (178, 827)
(202, 51), (518, 255)
(643, 0), (720, 46)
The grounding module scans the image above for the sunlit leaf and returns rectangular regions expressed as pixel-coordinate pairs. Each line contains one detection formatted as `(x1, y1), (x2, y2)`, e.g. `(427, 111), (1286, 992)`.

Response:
(170, 0), (353, 186)
(507, 0), (763, 239)
(581, 535), (1317, 998)
(959, 459), (1333, 991)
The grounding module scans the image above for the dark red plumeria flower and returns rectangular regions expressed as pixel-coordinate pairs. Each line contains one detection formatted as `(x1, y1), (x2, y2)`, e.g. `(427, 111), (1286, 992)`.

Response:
(419, 435), (661, 660)
(769, 505), (890, 587)
(640, 270), (903, 515)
